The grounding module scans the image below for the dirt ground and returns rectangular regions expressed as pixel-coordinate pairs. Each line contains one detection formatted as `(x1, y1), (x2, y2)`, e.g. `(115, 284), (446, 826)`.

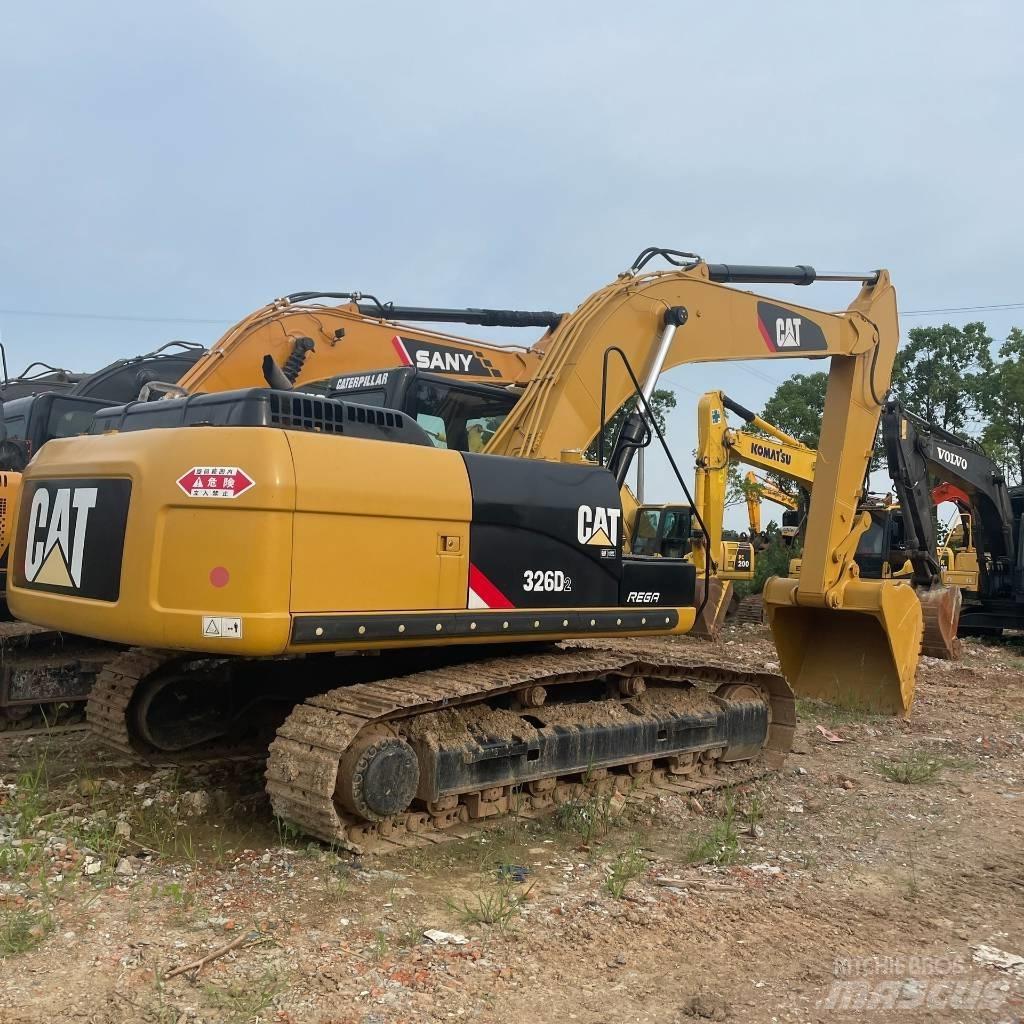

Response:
(1, 625), (1022, 1024)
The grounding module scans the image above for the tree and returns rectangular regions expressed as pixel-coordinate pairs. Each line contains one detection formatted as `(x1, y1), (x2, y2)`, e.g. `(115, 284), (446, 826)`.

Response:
(760, 372), (828, 447)
(979, 327), (1024, 484)
(889, 322), (993, 433)
(586, 387), (677, 463)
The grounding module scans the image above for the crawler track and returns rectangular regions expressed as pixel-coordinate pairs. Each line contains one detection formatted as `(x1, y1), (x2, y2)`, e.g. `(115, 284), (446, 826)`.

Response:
(265, 648), (794, 854)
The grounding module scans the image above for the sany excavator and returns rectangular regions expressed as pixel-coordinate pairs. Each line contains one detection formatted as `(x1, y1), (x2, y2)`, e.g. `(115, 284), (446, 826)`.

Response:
(9, 252), (921, 850)
(692, 390), (962, 659)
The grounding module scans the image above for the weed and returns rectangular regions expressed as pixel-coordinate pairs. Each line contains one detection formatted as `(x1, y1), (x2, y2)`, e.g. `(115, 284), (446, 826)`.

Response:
(274, 817), (304, 849)
(204, 969), (286, 1022)
(877, 751), (944, 785)
(153, 881), (195, 920)
(10, 756), (50, 837)
(684, 799), (741, 866)
(0, 908), (54, 957)
(369, 929), (390, 960)
(743, 792), (766, 828)
(553, 792), (620, 845)
(603, 845), (647, 899)
(449, 881), (527, 934)
(796, 697), (882, 727)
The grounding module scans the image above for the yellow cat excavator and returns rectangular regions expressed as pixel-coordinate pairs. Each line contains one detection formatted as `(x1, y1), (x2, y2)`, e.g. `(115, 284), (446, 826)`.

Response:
(8, 251), (921, 850)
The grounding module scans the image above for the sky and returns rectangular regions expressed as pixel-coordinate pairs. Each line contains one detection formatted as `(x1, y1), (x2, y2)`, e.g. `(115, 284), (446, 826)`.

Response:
(2, 1), (1022, 529)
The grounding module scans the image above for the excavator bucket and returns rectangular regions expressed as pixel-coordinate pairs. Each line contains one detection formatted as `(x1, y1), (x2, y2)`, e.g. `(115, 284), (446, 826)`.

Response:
(919, 584), (962, 660)
(690, 577), (733, 640)
(762, 577), (922, 716)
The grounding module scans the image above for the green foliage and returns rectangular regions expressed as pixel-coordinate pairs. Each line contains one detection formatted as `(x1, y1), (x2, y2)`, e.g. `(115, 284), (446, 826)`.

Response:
(890, 322), (993, 433)
(603, 845), (647, 898)
(760, 372), (827, 447)
(684, 797), (741, 866)
(980, 327), (1024, 484)
(586, 387), (676, 463)
(734, 536), (794, 598)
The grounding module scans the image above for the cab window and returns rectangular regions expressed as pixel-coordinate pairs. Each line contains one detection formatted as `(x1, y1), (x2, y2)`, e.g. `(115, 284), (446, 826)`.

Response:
(411, 381), (516, 453)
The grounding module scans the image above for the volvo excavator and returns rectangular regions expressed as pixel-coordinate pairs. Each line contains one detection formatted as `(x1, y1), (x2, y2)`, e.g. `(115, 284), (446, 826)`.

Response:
(880, 400), (1024, 637)
(8, 252), (922, 850)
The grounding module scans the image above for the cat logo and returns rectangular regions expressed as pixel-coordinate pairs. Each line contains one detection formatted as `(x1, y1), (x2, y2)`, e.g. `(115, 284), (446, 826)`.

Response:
(756, 301), (827, 352)
(775, 317), (802, 348)
(16, 478), (131, 602)
(23, 486), (97, 589)
(577, 504), (621, 548)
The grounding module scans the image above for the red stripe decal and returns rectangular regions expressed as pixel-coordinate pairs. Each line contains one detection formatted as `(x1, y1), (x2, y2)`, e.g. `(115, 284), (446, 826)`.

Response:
(756, 316), (775, 351)
(468, 564), (514, 609)
(391, 335), (413, 366)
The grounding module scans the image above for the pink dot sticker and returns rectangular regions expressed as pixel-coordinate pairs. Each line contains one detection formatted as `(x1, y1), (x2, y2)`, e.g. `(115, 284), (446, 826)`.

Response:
(209, 566), (230, 588)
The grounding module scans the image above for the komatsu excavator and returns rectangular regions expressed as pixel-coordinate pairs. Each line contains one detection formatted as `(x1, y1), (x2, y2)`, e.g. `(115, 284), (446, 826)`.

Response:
(8, 252), (921, 849)
(745, 472), (800, 543)
(692, 390), (962, 658)
(690, 391), (818, 635)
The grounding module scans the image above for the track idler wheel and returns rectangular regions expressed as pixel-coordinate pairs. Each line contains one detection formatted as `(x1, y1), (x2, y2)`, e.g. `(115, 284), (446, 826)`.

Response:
(335, 727), (419, 821)
(918, 584), (962, 660)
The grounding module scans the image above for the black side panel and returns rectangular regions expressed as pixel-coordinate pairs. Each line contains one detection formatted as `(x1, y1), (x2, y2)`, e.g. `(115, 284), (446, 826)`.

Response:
(620, 557), (696, 607)
(461, 453), (623, 609)
(13, 478), (131, 602)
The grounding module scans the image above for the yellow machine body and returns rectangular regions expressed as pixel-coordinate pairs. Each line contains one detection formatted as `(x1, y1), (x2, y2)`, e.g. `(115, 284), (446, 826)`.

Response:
(9, 428), (694, 654)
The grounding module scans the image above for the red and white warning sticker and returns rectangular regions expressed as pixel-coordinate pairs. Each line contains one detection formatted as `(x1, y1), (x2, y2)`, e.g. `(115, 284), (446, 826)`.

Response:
(177, 466), (255, 500)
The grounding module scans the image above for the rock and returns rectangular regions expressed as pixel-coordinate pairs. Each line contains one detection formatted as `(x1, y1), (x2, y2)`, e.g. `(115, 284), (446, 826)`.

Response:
(179, 791), (211, 817)
(423, 929), (469, 946)
(78, 779), (101, 796)
(115, 858), (135, 877)
(83, 859), (102, 876)
(680, 991), (729, 1020)
(115, 820), (132, 840)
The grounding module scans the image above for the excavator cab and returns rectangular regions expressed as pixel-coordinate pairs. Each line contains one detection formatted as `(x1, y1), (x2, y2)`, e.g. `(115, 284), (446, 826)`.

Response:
(630, 505), (693, 558)
(325, 367), (518, 453)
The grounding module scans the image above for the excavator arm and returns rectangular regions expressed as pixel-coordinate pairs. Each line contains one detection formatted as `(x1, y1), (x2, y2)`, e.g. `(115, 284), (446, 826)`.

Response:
(882, 400), (1015, 578)
(485, 259), (920, 712)
(175, 294), (550, 394)
(745, 472), (799, 537)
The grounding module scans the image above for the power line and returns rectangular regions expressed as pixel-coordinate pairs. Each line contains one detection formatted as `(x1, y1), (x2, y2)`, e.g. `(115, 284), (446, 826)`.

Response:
(2, 299), (1023, 327)
(0, 307), (233, 326)
(901, 302), (1024, 317)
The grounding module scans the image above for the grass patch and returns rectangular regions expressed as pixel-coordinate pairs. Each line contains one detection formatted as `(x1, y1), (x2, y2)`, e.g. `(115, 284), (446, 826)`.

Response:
(0, 908), (54, 957)
(8, 756), (51, 837)
(449, 881), (527, 934)
(877, 751), (945, 785)
(683, 797), (741, 866)
(603, 845), (647, 899)
(553, 791), (621, 845)
(204, 969), (286, 1022)
(796, 697), (883, 727)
